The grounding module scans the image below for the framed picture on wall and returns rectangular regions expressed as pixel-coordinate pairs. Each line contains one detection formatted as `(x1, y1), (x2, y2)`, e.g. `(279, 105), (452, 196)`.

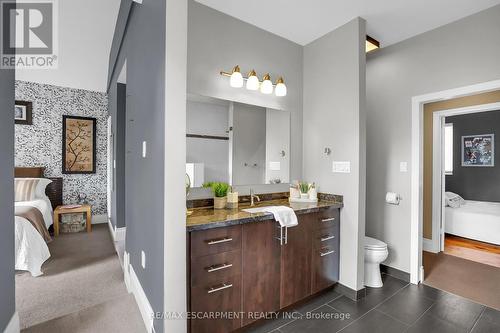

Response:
(462, 134), (494, 167)
(15, 101), (33, 125)
(62, 115), (97, 174)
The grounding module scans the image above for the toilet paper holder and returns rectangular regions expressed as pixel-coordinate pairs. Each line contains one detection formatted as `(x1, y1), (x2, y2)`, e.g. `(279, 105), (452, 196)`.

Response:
(386, 192), (402, 205)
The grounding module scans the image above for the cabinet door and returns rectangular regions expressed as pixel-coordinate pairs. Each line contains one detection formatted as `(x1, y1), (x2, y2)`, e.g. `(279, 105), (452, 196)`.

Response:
(280, 213), (313, 308)
(242, 220), (281, 326)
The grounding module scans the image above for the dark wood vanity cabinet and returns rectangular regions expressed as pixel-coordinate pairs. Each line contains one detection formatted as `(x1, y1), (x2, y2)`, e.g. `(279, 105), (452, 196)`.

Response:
(280, 213), (313, 308)
(188, 208), (340, 333)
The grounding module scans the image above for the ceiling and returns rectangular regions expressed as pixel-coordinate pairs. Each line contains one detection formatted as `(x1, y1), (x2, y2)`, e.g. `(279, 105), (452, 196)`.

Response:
(16, 0), (121, 92)
(195, 0), (500, 46)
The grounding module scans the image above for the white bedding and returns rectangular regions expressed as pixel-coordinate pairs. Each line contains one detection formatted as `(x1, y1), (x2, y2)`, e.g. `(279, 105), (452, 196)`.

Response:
(14, 199), (53, 277)
(445, 200), (500, 245)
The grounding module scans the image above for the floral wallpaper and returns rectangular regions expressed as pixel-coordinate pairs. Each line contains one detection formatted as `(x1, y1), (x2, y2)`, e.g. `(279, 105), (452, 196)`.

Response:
(15, 81), (108, 215)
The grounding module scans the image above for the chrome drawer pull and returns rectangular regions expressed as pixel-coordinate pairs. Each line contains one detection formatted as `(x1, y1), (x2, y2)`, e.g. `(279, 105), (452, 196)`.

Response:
(320, 235), (335, 242)
(206, 237), (233, 245)
(321, 217), (336, 223)
(206, 263), (233, 273)
(320, 250), (335, 257)
(207, 283), (233, 294)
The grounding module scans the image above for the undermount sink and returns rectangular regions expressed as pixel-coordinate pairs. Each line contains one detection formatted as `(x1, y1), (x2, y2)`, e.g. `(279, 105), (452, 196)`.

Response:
(242, 206), (274, 214)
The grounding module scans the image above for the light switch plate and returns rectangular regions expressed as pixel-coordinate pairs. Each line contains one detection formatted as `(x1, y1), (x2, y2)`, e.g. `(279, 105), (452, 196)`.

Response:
(332, 161), (351, 173)
(400, 162), (408, 172)
(142, 141), (147, 158)
(141, 251), (146, 269)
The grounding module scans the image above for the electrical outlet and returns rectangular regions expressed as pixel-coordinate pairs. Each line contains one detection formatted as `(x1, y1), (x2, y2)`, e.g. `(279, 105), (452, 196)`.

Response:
(142, 141), (147, 158)
(141, 250), (146, 269)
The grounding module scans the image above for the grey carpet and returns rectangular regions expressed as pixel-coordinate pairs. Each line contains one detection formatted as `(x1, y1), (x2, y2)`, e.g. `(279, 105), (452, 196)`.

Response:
(16, 225), (143, 331)
(22, 294), (145, 333)
(423, 251), (500, 310)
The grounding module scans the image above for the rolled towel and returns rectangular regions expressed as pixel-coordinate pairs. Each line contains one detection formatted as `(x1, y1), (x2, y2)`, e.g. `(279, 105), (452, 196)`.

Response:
(263, 206), (298, 228)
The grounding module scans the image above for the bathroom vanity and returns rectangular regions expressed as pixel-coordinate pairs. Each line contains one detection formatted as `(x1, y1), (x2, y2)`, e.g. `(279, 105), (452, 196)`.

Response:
(186, 198), (342, 333)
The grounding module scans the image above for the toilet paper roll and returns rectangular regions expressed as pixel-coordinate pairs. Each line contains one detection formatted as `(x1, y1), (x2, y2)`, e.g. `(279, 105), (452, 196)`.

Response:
(386, 192), (400, 205)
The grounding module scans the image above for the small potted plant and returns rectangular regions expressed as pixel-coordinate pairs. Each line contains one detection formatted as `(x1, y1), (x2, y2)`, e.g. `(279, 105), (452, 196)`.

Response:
(298, 182), (311, 199)
(204, 182), (230, 209)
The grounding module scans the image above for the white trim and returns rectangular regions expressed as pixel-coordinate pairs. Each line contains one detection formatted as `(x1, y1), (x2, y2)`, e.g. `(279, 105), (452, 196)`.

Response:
(124, 251), (131, 292)
(129, 262), (154, 333)
(432, 102), (500, 254)
(108, 218), (115, 241)
(410, 79), (500, 284)
(107, 218), (126, 242)
(3, 312), (19, 333)
(423, 237), (438, 253)
(92, 214), (108, 224)
(115, 226), (126, 242)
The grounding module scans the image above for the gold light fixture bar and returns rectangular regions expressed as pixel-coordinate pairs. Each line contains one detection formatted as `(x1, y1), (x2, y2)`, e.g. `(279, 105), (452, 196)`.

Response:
(366, 35), (380, 53)
(220, 66), (287, 96)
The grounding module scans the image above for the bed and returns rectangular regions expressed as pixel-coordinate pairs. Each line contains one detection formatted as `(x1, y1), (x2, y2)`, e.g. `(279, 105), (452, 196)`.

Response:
(14, 167), (63, 277)
(445, 200), (500, 245)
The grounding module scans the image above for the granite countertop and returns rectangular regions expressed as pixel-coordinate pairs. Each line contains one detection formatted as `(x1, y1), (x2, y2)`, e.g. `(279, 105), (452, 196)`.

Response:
(186, 198), (343, 231)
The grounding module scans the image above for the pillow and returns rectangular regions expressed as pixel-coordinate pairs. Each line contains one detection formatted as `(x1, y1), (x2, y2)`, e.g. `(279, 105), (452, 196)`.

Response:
(445, 192), (465, 208)
(14, 178), (40, 202)
(14, 178), (52, 201)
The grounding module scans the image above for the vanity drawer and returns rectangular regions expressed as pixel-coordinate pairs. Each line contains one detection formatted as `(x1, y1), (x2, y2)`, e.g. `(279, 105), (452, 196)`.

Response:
(313, 227), (339, 250)
(191, 250), (241, 287)
(191, 225), (242, 259)
(315, 208), (340, 230)
(190, 276), (242, 333)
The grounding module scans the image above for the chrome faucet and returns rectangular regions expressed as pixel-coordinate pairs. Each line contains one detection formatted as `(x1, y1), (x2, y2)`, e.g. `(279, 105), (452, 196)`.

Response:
(250, 189), (260, 206)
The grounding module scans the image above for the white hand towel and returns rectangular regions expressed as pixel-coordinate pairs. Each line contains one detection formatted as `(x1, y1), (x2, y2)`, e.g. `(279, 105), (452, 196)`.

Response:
(263, 206), (298, 228)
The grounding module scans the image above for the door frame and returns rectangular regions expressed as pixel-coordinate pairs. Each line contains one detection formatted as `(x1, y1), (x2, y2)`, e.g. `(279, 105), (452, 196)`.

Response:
(430, 102), (500, 253)
(410, 79), (500, 284)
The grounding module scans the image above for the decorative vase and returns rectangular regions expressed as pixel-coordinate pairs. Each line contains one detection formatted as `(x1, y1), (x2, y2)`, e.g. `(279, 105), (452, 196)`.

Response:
(214, 196), (227, 209)
(300, 192), (309, 199)
(226, 192), (239, 209)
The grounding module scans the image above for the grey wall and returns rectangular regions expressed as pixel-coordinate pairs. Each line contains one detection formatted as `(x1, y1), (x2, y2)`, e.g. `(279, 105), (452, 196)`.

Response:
(366, 4), (500, 272)
(187, 0), (303, 197)
(446, 110), (500, 202)
(186, 99), (229, 184)
(232, 103), (266, 185)
(303, 18), (366, 291)
(107, 1), (166, 331)
(15, 80), (108, 215)
(0, 62), (15, 333)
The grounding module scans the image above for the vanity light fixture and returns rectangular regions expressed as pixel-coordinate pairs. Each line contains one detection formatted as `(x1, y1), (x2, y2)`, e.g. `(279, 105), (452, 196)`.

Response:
(246, 70), (260, 90)
(260, 73), (273, 94)
(366, 35), (380, 53)
(275, 77), (287, 97)
(229, 65), (244, 88)
(220, 66), (287, 97)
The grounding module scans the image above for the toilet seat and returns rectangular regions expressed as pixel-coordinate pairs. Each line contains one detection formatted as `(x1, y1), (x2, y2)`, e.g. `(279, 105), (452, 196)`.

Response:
(364, 236), (387, 251)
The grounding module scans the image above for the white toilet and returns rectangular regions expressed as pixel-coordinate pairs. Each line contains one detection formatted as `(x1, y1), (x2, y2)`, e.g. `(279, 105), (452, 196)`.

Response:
(364, 236), (389, 288)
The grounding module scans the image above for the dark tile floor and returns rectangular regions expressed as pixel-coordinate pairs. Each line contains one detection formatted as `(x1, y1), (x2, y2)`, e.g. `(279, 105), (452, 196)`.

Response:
(246, 274), (500, 333)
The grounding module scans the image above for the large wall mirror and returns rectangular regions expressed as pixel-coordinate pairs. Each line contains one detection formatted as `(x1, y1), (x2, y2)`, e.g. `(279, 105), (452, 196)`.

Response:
(186, 94), (290, 188)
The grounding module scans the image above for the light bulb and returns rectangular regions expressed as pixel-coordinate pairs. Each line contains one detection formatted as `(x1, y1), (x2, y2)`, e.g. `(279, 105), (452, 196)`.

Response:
(246, 70), (259, 90)
(260, 73), (273, 94)
(275, 77), (287, 97)
(229, 65), (243, 88)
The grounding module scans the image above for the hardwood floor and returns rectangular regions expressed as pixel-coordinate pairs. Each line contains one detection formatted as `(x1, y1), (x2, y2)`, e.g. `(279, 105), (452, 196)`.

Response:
(444, 234), (500, 268)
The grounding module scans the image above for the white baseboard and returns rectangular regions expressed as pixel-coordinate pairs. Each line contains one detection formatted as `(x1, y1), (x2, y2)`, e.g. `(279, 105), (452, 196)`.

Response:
(92, 214), (108, 224)
(3, 312), (20, 333)
(124, 251), (131, 292)
(423, 238), (439, 253)
(115, 226), (126, 242)
(107, 218), (126, 242)
(129, 261), (154, 333)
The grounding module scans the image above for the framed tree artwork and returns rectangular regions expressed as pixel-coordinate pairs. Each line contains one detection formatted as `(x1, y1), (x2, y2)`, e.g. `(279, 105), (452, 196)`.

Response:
(15, 101), (33, 125)
(62, 115), (97, 174)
